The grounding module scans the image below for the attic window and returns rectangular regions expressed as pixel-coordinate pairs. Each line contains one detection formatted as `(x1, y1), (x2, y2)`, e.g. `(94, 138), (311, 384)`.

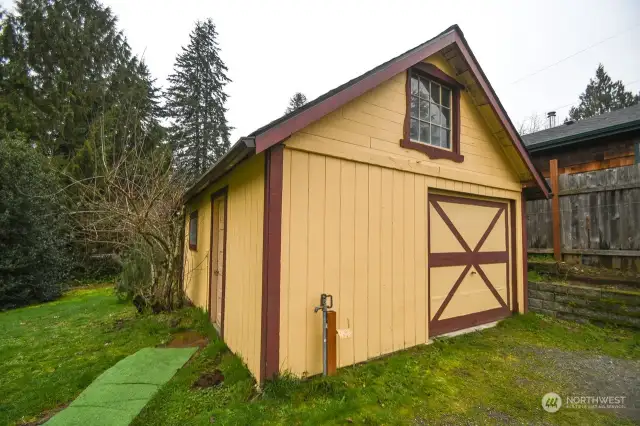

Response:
(401, 63), (464, 163)
(189, 211), (198, 250)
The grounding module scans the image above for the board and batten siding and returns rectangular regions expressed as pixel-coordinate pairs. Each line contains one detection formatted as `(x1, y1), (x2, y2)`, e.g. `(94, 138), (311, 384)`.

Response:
(279, 53), (526, 376)
(183, 153), (265, 378)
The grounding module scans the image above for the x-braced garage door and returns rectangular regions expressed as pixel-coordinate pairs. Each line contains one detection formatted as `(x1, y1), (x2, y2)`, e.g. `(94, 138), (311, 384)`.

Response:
(428, 193), (514, 336)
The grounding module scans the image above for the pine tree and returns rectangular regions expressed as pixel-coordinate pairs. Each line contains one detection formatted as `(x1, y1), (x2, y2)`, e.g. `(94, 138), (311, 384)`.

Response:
(285, 92), (307, 114)
(0, 0), (165, 286)
(0, 8), (41, 137)
(166, 19), (231, 180)
(568, 64), (640, 121)
(0, 0), (163, 167)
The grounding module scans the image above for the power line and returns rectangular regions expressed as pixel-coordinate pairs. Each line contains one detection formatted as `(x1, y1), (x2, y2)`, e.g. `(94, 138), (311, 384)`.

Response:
(519, 78), (640, 124)
(547, 79), (640, 113)
(510, 24), (640, 85)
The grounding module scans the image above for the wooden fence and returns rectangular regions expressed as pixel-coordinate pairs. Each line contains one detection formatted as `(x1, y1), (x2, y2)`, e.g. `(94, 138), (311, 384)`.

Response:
(526, 162), (640, 270)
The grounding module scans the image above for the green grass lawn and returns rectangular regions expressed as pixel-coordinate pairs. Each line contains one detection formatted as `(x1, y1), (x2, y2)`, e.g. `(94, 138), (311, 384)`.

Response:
(134, 314), (639, 425)
(0, 286), (213, 425)
(2, 286), (638, 425)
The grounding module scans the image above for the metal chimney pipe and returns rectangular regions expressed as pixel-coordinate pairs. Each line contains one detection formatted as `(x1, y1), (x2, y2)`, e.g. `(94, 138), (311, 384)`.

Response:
(547, 111), (557, 128)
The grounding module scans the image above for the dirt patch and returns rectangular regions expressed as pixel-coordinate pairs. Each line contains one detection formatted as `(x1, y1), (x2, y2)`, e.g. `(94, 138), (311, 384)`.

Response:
(192, 369), (224, 389)
(165, 330), (208, 348)
(518, 346), (640, 422)
(19, 404), (67, 425)
(110, 318), (133, 331)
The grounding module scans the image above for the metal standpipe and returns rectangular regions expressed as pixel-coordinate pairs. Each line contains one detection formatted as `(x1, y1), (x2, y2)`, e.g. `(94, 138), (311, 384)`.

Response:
(314, 293), (333, 376)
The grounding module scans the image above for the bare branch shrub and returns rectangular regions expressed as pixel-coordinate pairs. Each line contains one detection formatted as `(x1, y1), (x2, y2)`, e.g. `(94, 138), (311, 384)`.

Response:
(517, 113), (546, 136)
(61, 105), (187, 311)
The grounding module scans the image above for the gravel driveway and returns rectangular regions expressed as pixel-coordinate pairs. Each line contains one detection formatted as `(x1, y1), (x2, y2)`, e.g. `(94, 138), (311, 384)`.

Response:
(519, 346), (640, 422)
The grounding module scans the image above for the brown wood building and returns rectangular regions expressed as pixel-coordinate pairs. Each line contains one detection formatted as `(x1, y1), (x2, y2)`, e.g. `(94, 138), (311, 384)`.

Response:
(523, 104), (640, 176)
(181, 25), (549, 383)
(522, 104), (640, 269)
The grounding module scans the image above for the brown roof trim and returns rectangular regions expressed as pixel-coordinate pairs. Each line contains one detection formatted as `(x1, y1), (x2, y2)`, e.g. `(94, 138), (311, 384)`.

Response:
(260, 144), (283, 382)
(451, 32), (550, 198)
(254, 29), (457, 152)
(183, 138), (255, 203)
(251, 25), (549, 198)
(185, 25), (550, 202)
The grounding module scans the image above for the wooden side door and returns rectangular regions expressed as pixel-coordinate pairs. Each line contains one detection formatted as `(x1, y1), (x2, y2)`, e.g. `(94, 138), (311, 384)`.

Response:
(428, 193), (512, 336)
(209, 190), (227, 335)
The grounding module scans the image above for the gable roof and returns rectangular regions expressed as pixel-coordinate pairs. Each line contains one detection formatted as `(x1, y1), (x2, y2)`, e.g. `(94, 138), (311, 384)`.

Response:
(184, 24), (550, 202)
(522, 103), (640, 151)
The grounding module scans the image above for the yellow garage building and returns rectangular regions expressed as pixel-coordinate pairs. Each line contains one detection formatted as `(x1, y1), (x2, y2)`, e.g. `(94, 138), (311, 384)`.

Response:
(181, 24), (550, 383)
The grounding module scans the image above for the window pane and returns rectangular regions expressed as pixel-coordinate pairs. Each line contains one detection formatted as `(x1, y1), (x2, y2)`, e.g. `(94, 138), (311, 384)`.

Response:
(411, 75), (419, 96)
(441, 128), (451, 149)
(419, 99), (429, 121)
(441, 87), (451, 107)
(410, 118), (419, 141)
(418, 77), (429, 99)
(431, 124), (441, 147)
(441, 107), (450, 128)
(411, 96), (419, 119)
(430, 82), (440, 103)
(420, 121), (430, 144)
(430, 103), (441, 125)
(189, 217), (197, 245)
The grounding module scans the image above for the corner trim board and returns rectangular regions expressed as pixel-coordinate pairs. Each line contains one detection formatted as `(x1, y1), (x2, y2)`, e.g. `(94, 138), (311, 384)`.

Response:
(509, 199), (518, 312)
(520, 193), (528, 313)
(261, 145), (284, 382)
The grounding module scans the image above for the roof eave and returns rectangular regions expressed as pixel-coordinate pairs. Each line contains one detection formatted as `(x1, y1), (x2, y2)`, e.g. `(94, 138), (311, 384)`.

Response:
(526, 120), (640, 153)
(450, 32), (551, 199)
(182, 137), (256, 204)
(253, 27), (458, 153)
(186, 25), (550, 201)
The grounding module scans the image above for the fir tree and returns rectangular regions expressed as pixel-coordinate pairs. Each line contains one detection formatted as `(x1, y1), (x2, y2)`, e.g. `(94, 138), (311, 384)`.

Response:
(166, 19), (231, 180)
(569, 64), (639, 121)
(0, 0), (163, 167)
(0, 8), (41, 137)
(285, 92), (307, 114)
(0, 0), (165, 286)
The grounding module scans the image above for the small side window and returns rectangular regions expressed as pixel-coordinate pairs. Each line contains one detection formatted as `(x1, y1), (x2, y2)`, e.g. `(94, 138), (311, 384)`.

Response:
(189, 211), (198, 250)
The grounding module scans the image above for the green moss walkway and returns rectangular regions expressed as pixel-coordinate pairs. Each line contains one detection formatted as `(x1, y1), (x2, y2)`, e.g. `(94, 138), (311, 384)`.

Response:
(45, 347), (196, 425)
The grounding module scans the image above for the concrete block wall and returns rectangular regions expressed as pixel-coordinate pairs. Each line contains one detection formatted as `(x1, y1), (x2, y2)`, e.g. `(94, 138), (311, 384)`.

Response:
(528, 281), (640, 328)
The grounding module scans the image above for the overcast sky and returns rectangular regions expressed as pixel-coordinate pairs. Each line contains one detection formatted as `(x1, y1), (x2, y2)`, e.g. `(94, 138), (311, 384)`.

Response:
(4, 0), (640, 142)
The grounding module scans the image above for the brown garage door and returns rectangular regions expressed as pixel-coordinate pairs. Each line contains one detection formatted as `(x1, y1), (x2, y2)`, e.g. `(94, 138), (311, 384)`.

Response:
(428, 193), (512, 336)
